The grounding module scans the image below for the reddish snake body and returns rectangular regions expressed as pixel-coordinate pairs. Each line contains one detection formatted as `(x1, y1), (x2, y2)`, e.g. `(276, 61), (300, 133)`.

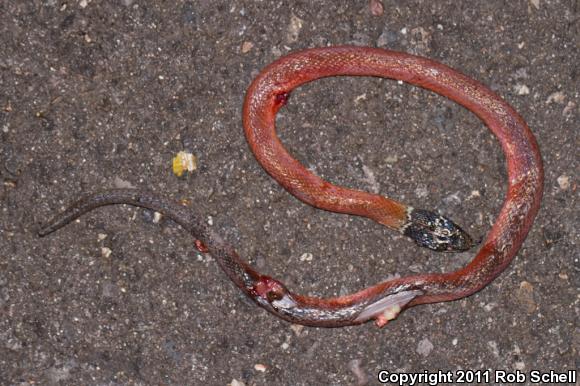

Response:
(40, 46), (543, 327)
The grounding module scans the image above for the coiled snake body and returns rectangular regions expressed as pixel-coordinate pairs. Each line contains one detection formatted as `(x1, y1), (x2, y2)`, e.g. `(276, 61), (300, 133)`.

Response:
(40, 47), (543, 327)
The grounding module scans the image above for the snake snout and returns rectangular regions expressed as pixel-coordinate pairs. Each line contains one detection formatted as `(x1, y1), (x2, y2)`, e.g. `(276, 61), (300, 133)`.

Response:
(403, 208), (474, 252)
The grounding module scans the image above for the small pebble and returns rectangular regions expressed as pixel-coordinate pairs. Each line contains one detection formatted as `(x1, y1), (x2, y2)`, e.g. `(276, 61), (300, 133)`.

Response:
(287, 14), (303, 43)
(354, 93), (367, 103)
(299, 252), (313, 262)
(443, 192), (461, 206)
(113, 176), (135, 189)
(514, 84), (530, 95)
(271, 46), (282, 58)
(290, 324), (304, 336)
(254, 363), (267, 372)
(416, 338), (434, 357)
(556, 175), (570, 190)
(241, 41), (254, 53)
(101, 247), (112, 258)
(562, 101), (576, 116)
(369, 0), (384, 16)
(468, 190), (481, 199)
(483, 302), (497, 312)
(546, 91), (565, 104)
(516, 281), (537, 313)
(415, 185), (428, 198)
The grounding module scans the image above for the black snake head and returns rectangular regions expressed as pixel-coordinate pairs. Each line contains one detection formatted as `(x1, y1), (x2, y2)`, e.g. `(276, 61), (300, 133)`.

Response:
(403, 208), (474, 252)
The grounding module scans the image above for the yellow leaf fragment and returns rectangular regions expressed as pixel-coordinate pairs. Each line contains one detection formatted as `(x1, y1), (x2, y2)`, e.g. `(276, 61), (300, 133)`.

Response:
(172, 151), (197, 177)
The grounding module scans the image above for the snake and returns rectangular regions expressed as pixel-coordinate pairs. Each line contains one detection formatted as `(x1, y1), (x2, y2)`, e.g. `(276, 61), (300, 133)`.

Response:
(39, 46), (543, 327)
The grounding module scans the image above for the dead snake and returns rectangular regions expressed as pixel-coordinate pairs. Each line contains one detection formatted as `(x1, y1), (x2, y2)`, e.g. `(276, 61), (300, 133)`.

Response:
(39, 46), (543, 327)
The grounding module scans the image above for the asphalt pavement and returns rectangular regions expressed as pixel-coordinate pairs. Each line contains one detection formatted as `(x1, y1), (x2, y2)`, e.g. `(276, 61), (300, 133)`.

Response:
(1, 1), (578, 385)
